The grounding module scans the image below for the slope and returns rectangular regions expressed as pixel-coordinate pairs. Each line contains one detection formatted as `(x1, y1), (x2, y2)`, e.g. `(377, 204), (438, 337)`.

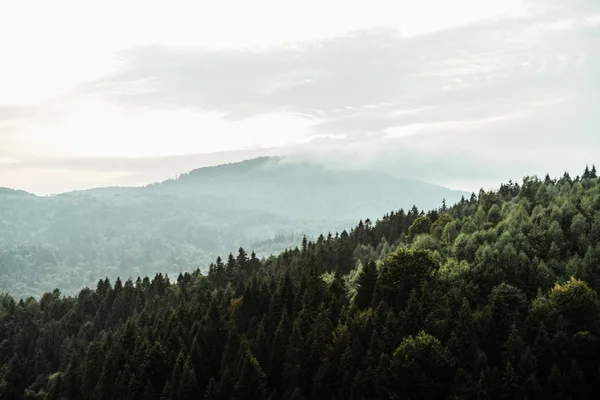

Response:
(0, 157), (466, 298)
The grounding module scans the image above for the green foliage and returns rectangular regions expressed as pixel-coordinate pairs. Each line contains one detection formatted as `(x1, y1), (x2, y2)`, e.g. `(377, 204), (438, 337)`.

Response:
(0, 166), (600, 399)
(549, 277), (600, 332)
(408, 216), (432, 239)
(431, 213), (453, 240)
(233, 350), (268, 400)
(377, 249), (439, 309)
(390, 331), (453, 399)
(438, 258), (469, 283)
(354, 261), (377, 310)
(411, 233), (441, 251)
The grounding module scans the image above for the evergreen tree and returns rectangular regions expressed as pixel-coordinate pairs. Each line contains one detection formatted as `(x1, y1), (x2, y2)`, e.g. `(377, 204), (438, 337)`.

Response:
(177, 361), (199, 400)
(354, 261), (377, 310)
(233, 350), (268, 400)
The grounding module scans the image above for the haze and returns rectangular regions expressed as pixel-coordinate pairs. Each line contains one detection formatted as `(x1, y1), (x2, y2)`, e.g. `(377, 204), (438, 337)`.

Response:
(1, 0), (599, 194)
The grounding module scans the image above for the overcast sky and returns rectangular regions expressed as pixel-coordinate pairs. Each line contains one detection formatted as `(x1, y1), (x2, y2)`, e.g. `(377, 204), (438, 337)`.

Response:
(1, 0), (599, 194)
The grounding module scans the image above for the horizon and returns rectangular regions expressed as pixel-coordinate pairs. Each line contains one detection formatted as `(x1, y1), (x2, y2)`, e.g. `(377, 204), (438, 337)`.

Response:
(2, 154), (596, 198)
(2, 154), (471, 196)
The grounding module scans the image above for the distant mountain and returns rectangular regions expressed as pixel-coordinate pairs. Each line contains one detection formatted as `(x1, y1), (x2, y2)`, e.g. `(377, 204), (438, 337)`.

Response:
(0, 157), (467, 298)
(0, 187), (34, 197)
(152, 156), (466, 220)
(72, 156), (465, 219)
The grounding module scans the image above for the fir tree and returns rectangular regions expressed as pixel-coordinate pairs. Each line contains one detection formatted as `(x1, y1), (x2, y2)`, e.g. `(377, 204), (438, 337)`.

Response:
(354, 261), (377, 310)
(233, 350), (268, 400)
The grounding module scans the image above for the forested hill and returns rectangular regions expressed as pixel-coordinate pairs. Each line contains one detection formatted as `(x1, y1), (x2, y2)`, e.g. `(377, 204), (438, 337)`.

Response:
(75, 156), (465, 220)
(0, 188), (33, 197)
(0, 157), (465, 299)
(2, 166), (600, 399)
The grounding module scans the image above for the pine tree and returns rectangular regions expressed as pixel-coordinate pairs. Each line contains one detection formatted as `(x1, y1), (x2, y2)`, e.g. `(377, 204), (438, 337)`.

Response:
(218, 368), (234, 400)
(449, 298), (477, 366)
(584, 165), (591, 179)
(354, 261), (377, 310)
(160, 379), (173, 400)
(226, 253), (238, 284)
(233, 350), (268, 400)
(501, 361), (518, 399)
(177, 360), (199, 400)
(400, 289), (424, 337)
(285, 387), (306, 400)
(46, 373), (63, 400)
(236, 247), (249, 277)
(203, 377), (219, 400)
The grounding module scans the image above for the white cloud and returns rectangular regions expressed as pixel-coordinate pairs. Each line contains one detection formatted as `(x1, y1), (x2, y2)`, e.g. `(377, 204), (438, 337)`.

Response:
(383, 113), (526, 139)
(14, 102), (317, 159)
(587, 14), (600, 26)
(0, 0), (598, 194)
(388, 107), (433, 117)
(0, 0), (522, 105)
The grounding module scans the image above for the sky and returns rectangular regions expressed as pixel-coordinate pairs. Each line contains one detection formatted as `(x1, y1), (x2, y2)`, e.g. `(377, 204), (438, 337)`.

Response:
(1, 0), (599, 194)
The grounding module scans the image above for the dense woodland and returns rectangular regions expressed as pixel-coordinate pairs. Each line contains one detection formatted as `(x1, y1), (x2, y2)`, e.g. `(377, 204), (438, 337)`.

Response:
(0, 157), (464, 299)
(2, 166), (600, 399)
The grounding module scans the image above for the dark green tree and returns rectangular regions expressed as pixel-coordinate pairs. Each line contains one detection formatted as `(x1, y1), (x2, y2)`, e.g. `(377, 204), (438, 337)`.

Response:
(233, 350), (268, 400)
(354, 261), (377, 310)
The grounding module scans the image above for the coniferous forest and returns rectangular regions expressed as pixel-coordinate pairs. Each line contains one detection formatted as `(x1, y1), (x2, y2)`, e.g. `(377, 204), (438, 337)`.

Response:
(3, 166), (600, 399)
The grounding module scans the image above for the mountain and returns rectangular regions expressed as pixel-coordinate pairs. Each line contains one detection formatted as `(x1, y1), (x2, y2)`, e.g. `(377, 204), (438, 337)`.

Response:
(70, 156), (465, 221)
(154, 157), (465, 220)
(0, 187), (34, 197)
(0, 157), (466, 298)
(1, 167), (599, 399)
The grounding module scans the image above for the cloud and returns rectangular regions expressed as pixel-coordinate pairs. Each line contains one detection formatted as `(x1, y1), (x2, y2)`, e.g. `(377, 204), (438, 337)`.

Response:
(76, 6), (597, 131)
(1, 0), (599, 193)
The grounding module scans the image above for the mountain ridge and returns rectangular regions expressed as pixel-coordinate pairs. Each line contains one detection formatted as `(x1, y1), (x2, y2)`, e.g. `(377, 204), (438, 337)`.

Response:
(57, 156), (466, 197)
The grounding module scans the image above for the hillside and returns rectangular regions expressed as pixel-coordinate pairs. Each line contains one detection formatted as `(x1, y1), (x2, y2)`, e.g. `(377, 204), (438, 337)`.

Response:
(0, 188), (34, 197)
(76, 157), (465, 221)
(1, 166), (599, 399)
(0, 157), (466, 298)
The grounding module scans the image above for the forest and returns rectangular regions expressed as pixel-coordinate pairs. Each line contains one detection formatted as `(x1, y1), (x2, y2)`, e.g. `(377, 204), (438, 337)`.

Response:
(0, 157), (464, 299)
(1, 165), (600, 399)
